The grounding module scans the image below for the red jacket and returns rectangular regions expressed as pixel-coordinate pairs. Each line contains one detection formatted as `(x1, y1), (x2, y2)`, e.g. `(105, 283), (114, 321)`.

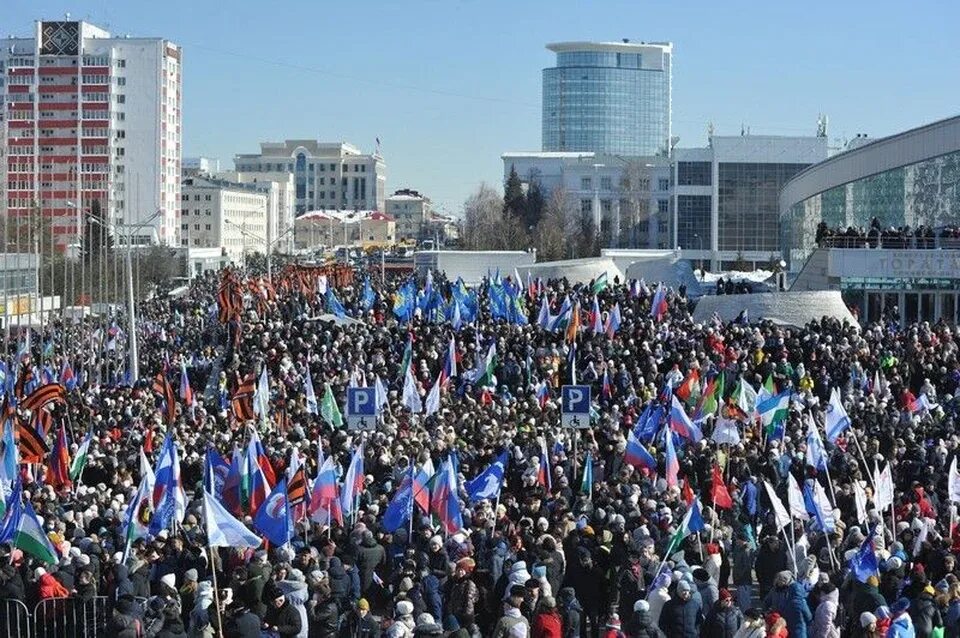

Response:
(532, 610), (563, 638)
(38, 573), (70, 600)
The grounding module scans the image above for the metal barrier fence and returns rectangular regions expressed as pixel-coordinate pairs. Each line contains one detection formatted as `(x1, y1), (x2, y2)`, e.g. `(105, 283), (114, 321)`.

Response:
(0, 596), (110, 638)
(0, 598), (31, 637)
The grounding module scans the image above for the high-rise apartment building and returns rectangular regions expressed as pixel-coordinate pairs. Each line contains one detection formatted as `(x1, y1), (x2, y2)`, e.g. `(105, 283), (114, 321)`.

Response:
(234, 140), (385, 215)
(542, 40), (672, 157)
(0, 20), (182, 247)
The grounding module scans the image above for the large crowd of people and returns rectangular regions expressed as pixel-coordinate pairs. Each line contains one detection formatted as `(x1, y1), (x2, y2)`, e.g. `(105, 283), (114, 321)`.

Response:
(0, 258), (958, 638)
(815, 218), (960, 249)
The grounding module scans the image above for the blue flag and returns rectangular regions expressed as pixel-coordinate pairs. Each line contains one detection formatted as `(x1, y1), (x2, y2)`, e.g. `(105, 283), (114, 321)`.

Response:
(464, 451), (509, 503)
(849, 525), (879, 583)
(253, 478), (293, 546)
(361, 278), (376, 312)
(204, 447), (230, 502)
(326, 289), (348, 318)
(382, 467), (414, 533)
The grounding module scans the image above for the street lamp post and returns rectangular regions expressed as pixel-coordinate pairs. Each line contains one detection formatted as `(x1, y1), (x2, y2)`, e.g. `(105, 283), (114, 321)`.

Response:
(83, 209), (161, 384)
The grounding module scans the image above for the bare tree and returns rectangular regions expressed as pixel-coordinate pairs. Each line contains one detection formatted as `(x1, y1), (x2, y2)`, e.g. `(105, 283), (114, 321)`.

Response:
(619, 159), (652, 248)
(462, 183), (524, 251)
(535, 188), (576, 261)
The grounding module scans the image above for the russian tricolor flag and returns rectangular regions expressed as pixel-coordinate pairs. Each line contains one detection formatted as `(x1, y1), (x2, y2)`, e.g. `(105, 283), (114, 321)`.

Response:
(538, 437), (552, 492)
(650, 283), (668, 321)
(624, 428), (656, 472)
(601, 369), (612, 400)
(669, 395), (703, 442)
(440, 337), (457, 387)
(664, 426), (679, 488)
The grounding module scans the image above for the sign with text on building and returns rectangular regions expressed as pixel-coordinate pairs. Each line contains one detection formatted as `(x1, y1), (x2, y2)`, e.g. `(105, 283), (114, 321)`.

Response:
(561, 385), (591, 429)
(829, 249), (960, 280)
(346, 387), (377, 431)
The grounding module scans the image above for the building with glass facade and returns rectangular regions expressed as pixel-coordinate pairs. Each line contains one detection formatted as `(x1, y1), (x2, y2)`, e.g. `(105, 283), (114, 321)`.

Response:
(673, 135), (828, 270)
(782, 115), (960, 325)
(542, 41), (672, 157)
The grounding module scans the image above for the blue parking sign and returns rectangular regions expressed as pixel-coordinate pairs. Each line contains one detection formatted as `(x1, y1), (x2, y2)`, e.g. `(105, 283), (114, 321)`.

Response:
(347, 387), (377, 431)
(561, 385), (591, 429)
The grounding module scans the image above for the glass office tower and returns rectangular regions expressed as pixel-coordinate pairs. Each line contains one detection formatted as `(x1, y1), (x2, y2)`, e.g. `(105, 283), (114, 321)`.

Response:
(542, 41), (672, 157)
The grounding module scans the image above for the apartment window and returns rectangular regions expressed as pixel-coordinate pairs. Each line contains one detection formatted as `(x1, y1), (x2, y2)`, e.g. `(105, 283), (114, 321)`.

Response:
(600, 176), (612, 190)
(320, 192), (325, 200)
(581, 177), (592, 190)
(361, 165), (366, 173)
(329, 163), (335, 171)
(205, 224), (211, 231)
(657, 199), (669, 214)
(194, 195), (200, 201)
(581, 200), (592, 215)
(205, 195), (212, 201)
(181, 223), (188, 231)
(194, 223), (200, 230)
(658, 178), (670, 191)
(319, 164), (325, 172)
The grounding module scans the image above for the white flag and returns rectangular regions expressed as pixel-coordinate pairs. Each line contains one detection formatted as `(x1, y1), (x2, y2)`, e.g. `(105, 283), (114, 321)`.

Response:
(425, 373), (441, 417)
(875, 463), (894, 511)
(853, 480), (868, 525)
(763, 480), (791, 530)
(710, 418), (741, 446)
(304, 367), (318, 415)
(401, 365), (422, 414)
(949, 457), (960, 504)
(374, 375), (389, 409)
(787, 473), (810, 521)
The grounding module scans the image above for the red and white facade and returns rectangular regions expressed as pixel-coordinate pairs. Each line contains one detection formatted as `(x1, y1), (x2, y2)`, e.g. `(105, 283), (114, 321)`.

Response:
(1, 20), (181, 248)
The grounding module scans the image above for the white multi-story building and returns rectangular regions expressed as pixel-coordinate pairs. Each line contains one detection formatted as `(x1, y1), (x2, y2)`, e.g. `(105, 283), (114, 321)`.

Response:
(234, 140), (385, 215)
(218, 171), (295, 254)
(385, 188), (431, 243)
(180, 175), (268, 263)
(0, 19), (182, 247)
(502, 152), (674, 249)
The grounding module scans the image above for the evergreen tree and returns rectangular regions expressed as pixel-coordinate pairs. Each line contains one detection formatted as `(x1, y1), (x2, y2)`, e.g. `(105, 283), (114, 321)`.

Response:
(503, 164), (526, 221)
(523, 178), (545, 230)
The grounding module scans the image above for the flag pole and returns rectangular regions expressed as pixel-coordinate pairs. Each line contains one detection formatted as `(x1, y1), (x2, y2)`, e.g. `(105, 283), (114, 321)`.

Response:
(207, 544), (225, 638)
(850, 430), (877, 491)
(785, 521), (799, 575)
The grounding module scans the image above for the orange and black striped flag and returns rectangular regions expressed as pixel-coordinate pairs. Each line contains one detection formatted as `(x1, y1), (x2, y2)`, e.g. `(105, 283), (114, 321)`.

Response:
(14, 366), (34, 400)
(287, 465), (308, 507)
(32, 408), (53, 437)
(152, 373), (177, 425)
(230, 373), (257, 422)
(16, 418), (49, 463)
(20, 383), (66, 412)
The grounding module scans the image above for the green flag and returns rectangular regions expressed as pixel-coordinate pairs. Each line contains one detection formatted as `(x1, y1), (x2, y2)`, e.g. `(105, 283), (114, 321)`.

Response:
(591, 272), (608, 294)
(320, 384), (343, 428)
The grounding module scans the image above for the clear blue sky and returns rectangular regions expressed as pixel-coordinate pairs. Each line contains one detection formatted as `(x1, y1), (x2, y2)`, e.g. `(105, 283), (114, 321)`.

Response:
(10, 0), (960, 214)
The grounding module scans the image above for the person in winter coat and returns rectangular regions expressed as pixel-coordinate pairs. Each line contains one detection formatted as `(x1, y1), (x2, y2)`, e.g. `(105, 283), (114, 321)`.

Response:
(307, 582), (340, 638)
(493, 586), (530, 638)
(647, 573), (672, 628)
(356, 531), (386, 595)
(658, 580), (703, 638)
(339, 598), (381, 638)
(810, 582), (841, 638)
(187, 581), (216, 638)
(694, 568), (720, 613)
(384, 600), (416, 638)
(910, 584), (943, 638)
(222, 601), (262, 638)
(109, 596), (144, 638)
(531, 596), (563, 638)
(732, 608), (765, 638)
(112, 564), (135, 600)
(762, 570), (812, 638)
(156, 604), (189, 638)
(755, 536), (788, 600)
(763, 612), (788, 638)
(278, 574), (310, 638)
(448, 558), (480, 632)
(626, 599), (663, 638)
(36, 567), (70, 599)
(328, 557), (352, 610)
(421, 573), (443, 625)
(557, 587), (582, 638)
(850, 576), (888, 635)
(702, 589), (743, 638)
(263, 587), (303, 638)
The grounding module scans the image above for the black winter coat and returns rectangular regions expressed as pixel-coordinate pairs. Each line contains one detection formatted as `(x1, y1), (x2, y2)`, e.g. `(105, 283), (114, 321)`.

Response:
(658, 597), (703, 638)
(264, 599), (303, 638)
